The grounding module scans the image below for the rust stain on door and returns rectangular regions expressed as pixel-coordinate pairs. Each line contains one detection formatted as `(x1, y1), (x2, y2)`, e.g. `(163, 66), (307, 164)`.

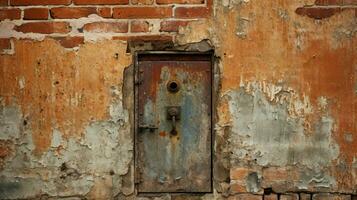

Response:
(135, 53), (212, 193)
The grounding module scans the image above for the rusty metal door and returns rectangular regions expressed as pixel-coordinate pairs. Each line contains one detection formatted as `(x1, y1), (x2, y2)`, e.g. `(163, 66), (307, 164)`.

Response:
(135, 53), (212, 193)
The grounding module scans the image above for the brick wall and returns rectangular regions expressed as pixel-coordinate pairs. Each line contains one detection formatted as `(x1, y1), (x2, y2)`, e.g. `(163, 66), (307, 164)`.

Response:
(296, 0), (357, 19)
(0, 0), (212, 52)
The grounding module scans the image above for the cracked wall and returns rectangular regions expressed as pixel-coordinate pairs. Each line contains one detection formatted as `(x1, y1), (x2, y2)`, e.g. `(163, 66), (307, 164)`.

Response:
(0, 0), (357, 199)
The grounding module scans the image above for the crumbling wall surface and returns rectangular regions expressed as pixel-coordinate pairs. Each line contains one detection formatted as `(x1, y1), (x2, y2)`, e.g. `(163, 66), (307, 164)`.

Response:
(0, 0), (356, 199)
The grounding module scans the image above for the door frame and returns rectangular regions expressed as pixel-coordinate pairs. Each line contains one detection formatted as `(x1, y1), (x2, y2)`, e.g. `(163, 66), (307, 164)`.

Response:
(133, 51), (215, 194)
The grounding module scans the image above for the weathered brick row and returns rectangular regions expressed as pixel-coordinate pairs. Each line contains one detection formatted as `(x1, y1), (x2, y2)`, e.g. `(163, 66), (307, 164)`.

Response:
(73, 0), (128, 5)
(53, 36), (84, 48)
(97, 7), (112, 18)
(156, 0), (204, 4)
(315, 0), (357, 5)
(15, 22), (71, 34)
(131, 0), (154, 5)
(24, 8), (49, 20)
(0, 0), (7, 6)
(10, 0), (71, 5)
(312, 193), (351, 200)
(50, 7), (98, 19)
(295, 7), (343, 19)
(160, 20), (190, 32)
(0, 8), (21, 20)
(83, 21), (128, 33)
(175, 6), (210, 18)
(0, 38), (11, 51)
(131, 20), (150, 33)
(113, 7), (173, 19)
(113, 34), (173, 42)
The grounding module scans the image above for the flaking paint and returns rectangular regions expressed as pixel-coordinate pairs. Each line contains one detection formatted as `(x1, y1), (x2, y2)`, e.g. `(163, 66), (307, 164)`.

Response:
(0, 0), (356, 198)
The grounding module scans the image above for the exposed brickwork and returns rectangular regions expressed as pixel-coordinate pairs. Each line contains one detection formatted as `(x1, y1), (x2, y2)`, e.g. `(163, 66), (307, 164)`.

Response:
(280, 193), (299, 200)
(24, 8), (49, 20)
(264, 194), (278, 200)
(97, 7), (112, 18)
(131, 0), (154, 4)
(50, 7), (98, 19)
(230, 168), (250, 180)
(0, 0), (211, 51)
(0, 38), (11, 51)
(175, 6), (210, 18)
(315, 0), (357, 5)
(296, 0), (356, 19)
(0, 0), (8, 6)
(73, 0), (128, 4)
(312, 193), (352, 200)
(160, 20), (190, 32)
(15, 22), (71, 34)
(113, 35), (173, 42)
(83, 22), (128, 33)
(10, 0), (71, 5)
(295, 7), (342, 19)
(300, 193), (312, 200)
(228, 194), (262, 200)
(157, 0), (204, 4)
(230, 182), (248, 194)
(53, 36), (84, 48)
(0, 9), (21, 20)
(113, 7), (173, 19)
(131, 20), (150, 33)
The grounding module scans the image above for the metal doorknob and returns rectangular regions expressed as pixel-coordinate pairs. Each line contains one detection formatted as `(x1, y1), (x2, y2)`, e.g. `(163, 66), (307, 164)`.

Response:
(167, 106), (180, 135)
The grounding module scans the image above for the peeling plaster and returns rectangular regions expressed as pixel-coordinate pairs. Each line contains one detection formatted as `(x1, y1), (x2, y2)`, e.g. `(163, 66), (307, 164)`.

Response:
(225, 82), (339, 168)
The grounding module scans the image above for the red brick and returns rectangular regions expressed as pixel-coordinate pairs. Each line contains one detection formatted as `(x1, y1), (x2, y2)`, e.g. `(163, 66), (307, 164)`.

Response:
(315, 0), (357, 5)
(160, 20), (189, 32)
(73, 0), (128, 4)
(280, 194), (299, 200)
(0, 38), (11, 50)
(157, 0), (204, 4)
(229, 182), (247, 194)
(83, 22), (128, 33)
(24, 8), (48, 20)
(51, 7), (97, 19)
(131, 20), (150, 33)
(54, 36), (84, 48)
(131, 0), (154, 5)
(315, 0), (342, 4)
(0, 0), (8, 6)
(344, 0), (357, 5)
(264, 194), (278, 200)
(312, 193), (351, 200)
(175, 6), (210, 18)
(230, 168), (250, 180)
(97, 7), (112, 18)
(157, 0), (204, 3)
(0, 9), (21, 20)
(113, 35), (173, 42)
(113, 7), (172, 19)
(15, 22), (71, 34)
(228, 194), (262, 200)
(300, 193), (312, 200)
(10, 0), (70, 5)
(295, 7), (342, 20)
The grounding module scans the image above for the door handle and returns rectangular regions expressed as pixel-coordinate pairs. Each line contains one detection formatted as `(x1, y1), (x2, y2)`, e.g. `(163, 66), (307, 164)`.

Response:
(167, 106), (180, 135)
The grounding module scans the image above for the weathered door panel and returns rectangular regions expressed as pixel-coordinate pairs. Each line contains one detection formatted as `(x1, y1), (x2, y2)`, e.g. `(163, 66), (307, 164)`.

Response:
(136, 53), (212, 193)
